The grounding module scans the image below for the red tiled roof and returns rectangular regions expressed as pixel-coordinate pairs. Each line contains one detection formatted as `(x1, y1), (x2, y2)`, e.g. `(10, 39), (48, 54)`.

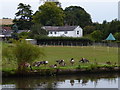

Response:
(2, 27), (11, 30)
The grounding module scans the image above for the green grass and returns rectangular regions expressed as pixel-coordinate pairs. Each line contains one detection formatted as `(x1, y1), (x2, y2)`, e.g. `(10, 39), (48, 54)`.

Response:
(40, 46), (118, 66)
(1, 43), (119, 71)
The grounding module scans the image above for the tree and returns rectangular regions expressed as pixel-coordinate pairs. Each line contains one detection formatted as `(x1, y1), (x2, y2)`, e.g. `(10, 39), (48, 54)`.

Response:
(30, 24), (48, 38)
(83, 25), (95, 35)
(32, 2), (65, 26)
(64, 6), (92, 28)
(91, 30), (103, 42)
(103, 19), (120, 36)
(114, 32), (120, 41)
(13, 3), (33, 30)
(12, 40), (45, 71)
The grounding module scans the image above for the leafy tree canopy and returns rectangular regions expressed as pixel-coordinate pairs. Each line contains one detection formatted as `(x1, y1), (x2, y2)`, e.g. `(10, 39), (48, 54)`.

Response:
(64, 6), (92, 28)
(30, 24), (48, 38)
(114, 32), (120, 41)
(32, 2), (65, 26)
(91, 30), (104, 42)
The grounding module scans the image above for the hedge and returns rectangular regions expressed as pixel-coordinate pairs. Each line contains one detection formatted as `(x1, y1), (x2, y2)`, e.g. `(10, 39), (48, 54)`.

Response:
(35, 36), (93, 46)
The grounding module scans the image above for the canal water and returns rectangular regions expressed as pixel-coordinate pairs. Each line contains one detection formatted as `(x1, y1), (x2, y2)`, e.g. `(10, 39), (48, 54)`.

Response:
(1, 73), (119, 89)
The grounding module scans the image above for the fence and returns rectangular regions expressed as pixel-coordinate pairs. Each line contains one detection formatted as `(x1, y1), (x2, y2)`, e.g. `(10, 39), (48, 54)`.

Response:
(37, 41), (91, 46)
(37, 40), (119, 47)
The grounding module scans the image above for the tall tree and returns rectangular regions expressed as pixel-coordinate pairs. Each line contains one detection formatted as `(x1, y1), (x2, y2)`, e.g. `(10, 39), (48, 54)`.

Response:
(64, 6), (92, 28)
(13, 3), (33, 30)
(32, 2), (65, 26)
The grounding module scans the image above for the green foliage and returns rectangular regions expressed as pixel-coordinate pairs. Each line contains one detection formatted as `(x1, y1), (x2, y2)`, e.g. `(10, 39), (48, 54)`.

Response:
(2, 43), (17, 70)
(91, 30), (104, 41)
(30, 24), (48, 38)
(2, 40), (45, 71)
(114, 32), (120, 41)
(83, 25), (95, 35)
(106, 20), (120, 35)
(92, 19), (120, 39)
(64, 6), (92, 28)
(13, 3), (33, 30)
(12, 40), (45, 64)
(18, 32), (31, 39)
(2, 43), (15, 61)
(2, 45), (118, 73)
(32, 2), (65, 26)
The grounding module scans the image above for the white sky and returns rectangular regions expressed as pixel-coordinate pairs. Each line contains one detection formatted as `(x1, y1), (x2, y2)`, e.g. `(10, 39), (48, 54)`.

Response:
(0, 0), (119, 23)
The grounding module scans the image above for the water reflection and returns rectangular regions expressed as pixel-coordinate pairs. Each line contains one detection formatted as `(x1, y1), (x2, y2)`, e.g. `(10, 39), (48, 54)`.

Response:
(2, 73), (119, 88)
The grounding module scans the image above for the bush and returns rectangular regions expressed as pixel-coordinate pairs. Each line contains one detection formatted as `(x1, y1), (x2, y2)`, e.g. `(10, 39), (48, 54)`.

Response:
(91, 30), (104, 42)
(12, 40), (45, 71)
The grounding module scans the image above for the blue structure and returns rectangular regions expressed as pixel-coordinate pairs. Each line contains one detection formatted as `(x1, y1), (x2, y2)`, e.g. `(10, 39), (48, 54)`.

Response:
(106, 33), (116, 41)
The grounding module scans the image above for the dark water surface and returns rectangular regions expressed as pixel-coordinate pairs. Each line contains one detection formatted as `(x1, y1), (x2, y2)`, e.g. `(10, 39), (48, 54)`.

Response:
(1, 73), (120, 89)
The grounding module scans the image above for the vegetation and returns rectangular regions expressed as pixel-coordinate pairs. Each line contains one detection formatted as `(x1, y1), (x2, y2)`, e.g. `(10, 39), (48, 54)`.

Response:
(41, 46), (118, 65)
(87, 20), (120, 41)
(13, 3), (33, 30)
(64, 6), (92, 28)
(114, 32), (120, 41)
(91, 30), (104, 42)
(2, 43), (118, 70)
(11, 2), (120, 42)
(18, 32), (31, 39)
(30, 24), (48, 38)
(32, 2), (65, 26)
(2, 40), (45, 71)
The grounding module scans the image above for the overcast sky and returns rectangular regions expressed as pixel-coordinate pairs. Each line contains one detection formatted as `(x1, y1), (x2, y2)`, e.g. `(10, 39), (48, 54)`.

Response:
(0, 0), (119, 23)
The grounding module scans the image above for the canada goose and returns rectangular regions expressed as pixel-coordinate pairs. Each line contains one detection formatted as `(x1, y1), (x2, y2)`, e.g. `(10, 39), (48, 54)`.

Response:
(43, 61), (48, 66)
(70, 58), (75, 65)
(79, 58), (89, 63)
(24, 62), (32, 70)
(50, 64), (57, 68)
(56, 59), (64, 65)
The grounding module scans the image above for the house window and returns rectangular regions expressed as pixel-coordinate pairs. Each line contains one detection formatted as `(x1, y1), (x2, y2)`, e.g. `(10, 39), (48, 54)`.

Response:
(77, 31), (79, 35)
(50, 31), (52, 34)
(64, 31), (67, 34)
(54, 32), (57, 34)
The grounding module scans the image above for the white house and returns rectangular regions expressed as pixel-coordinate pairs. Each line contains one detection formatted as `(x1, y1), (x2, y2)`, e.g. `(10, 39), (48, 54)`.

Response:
(43, 26), (83, 37)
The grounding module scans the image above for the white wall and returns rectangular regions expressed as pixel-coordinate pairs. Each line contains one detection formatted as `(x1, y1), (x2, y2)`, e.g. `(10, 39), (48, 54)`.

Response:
(48, 31), (74, 37)
(48, 26), (83, 37)
(74, 26), (83, 37)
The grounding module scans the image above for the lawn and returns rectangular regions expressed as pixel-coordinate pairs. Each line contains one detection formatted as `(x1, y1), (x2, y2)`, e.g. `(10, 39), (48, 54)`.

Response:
(40, 46), (118, 66)
(1, 43), (119, 70)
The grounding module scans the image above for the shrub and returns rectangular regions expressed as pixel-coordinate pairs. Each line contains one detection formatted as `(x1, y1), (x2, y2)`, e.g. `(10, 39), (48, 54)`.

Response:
(13, 40), (45, 71)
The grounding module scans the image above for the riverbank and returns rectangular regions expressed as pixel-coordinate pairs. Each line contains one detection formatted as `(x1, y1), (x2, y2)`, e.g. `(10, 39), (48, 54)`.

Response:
(2, 65), (120, 77)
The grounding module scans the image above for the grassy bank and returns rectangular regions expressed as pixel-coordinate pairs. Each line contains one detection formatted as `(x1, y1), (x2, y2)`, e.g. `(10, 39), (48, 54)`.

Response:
(1, 42), (119, 76)
(2, 64), (120, 77)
